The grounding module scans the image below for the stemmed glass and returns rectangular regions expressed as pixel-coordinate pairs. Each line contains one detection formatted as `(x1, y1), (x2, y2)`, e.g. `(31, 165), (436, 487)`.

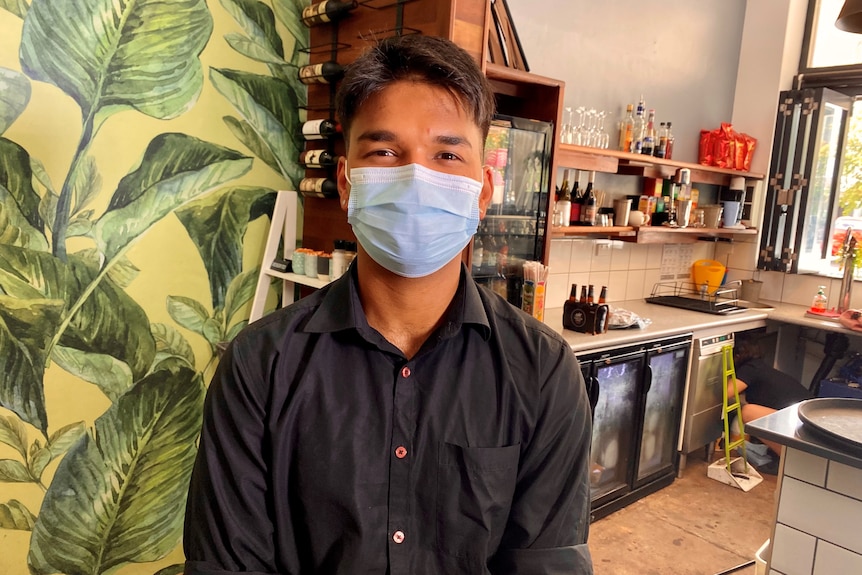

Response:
(572, 106), (586, 145)
(561, 106), (574, 144)
(596, 111), (610, 149)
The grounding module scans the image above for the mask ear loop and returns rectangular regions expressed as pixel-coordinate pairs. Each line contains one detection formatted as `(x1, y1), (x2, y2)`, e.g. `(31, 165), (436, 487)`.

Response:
(342, 160), (352, 207)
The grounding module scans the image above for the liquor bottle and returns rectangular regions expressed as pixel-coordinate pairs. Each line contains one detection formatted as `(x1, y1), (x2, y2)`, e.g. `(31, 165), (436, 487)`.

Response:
(656, 122), (668, 158)
(298, 61), (344, 84)
(557, 169), (572, 226)
(632, 96), (646, 153)
(299, 149), (339, 168)
(302, 119), (342, 140)
(299, 177), (339, 198)
(301, 0), (358, 27)
(581, 171), (597, 226)
(569, 284), (579, 302)
(587, 284), (595, 304)
(665, 122), (675, 160)
(618, 104), (635, 152)
(598, 285), (607, 304)
(570, 169), (582, 225)
(641, 109), (656, 155)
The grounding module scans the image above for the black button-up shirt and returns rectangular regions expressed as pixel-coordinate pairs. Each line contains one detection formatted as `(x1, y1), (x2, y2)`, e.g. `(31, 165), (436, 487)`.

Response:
(184, 265), (593, 574)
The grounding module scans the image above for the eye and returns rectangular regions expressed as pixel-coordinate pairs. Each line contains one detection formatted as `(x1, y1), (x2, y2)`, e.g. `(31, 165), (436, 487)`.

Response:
(437, 151), (462, 161)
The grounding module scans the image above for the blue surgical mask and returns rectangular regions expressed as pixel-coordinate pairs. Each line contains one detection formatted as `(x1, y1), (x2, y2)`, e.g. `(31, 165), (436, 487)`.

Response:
(346, 163), (483, 278)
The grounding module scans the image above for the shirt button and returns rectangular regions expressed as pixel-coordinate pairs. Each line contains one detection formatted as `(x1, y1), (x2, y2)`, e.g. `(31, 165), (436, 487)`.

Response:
(392, 530), (405, 544)
(395, 446), (408, 459)
(401, 366), (411, 378)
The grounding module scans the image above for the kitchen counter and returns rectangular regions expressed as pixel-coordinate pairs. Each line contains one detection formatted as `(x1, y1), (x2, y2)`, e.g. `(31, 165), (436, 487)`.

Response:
(545, 299), (769, 353)
(747, 402), (862, 470)
(746, 403), (862, 574)
(545, 299), (862, 354)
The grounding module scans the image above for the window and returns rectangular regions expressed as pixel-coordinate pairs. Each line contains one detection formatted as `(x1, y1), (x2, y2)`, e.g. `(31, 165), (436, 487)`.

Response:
(759, 1), (862, 278)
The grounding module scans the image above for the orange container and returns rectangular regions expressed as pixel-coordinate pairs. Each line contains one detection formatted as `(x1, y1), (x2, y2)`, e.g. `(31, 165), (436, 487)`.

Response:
(692, 259), (726, 293)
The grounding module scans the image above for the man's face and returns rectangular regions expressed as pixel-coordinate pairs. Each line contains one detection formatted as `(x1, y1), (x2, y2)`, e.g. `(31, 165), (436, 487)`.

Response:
(337, 80), (493, 216)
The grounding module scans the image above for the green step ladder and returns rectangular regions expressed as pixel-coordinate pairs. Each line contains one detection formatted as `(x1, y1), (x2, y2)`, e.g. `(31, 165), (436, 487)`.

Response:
(721, 344), (748, 474)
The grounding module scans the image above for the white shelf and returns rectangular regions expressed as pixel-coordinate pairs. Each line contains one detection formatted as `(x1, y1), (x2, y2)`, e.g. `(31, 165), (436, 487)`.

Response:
(263, 269), (332, 290)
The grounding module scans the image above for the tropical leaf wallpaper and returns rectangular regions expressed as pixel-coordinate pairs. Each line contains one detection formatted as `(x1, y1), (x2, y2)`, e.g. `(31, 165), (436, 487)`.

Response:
(0, 0), (308, 573)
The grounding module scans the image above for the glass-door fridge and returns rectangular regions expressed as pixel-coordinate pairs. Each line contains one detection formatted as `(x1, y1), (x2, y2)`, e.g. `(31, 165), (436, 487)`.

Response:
(470, 114), (553, 307)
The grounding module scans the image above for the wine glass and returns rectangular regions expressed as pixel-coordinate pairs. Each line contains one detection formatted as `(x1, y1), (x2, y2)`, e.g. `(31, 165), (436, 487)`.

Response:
(561, 106), (573, 144)
(573, 106), (586, 145)
(584, 108), (598, 147)
(597, 111), (610, 149)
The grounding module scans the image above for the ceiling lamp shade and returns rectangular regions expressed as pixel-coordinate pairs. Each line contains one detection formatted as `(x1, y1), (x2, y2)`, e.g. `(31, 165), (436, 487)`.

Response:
(836, 0), (862, 33)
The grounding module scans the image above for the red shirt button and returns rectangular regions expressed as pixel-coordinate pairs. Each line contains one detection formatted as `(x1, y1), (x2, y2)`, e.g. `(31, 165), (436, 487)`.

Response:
(401, 366), (411, 378)
(395, 446), (408, 459)
(392, 530), (405, 544)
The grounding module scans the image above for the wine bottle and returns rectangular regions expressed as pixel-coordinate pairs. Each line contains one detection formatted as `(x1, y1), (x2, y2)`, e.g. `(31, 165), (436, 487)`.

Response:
(299, 61), (344, 84)
(302, 119), (341, 140)
(570, 169), (582, 225)
(557, 169), (572, 226)
(301, 0), (358, 27)
(581, 171), (597, 226)
(641, 109), (656, 156)
(299, 149), (339, 168)
(299, 177), (339, 198)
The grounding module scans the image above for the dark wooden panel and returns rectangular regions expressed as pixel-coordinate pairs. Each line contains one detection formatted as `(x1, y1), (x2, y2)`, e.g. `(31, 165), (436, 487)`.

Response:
(301, 197), (354, 252)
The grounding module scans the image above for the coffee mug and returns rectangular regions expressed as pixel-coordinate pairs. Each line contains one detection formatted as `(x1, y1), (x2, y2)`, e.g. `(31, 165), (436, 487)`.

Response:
(628, 210), (647, 226)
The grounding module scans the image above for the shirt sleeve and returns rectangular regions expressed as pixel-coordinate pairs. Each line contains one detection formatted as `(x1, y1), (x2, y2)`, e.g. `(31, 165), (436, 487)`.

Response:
(183, 339), (280, 575)
(489, 339), (594, 575)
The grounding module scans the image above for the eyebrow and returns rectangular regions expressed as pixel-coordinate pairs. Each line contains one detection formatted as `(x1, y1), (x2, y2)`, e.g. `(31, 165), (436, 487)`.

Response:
(355, 130), (473, 149)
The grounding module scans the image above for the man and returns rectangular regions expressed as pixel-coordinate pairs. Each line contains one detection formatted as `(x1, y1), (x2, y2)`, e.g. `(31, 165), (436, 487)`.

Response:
(184, 34), (593, 574)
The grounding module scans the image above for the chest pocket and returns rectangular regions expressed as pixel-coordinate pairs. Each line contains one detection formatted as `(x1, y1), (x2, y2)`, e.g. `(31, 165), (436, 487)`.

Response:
(435, 442), (520, 560)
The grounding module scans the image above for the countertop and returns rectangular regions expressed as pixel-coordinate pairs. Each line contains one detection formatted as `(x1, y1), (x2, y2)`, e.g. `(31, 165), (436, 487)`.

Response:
(746, 402), (862, 470)
(546, 298), (862, 354)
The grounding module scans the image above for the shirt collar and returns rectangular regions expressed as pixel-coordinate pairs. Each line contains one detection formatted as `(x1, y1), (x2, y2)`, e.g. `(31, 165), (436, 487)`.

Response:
(305, 263), (491, 341)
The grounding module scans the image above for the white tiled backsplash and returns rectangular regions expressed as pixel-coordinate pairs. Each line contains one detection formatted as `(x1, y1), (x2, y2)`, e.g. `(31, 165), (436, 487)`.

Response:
(547, 235), (862, 310)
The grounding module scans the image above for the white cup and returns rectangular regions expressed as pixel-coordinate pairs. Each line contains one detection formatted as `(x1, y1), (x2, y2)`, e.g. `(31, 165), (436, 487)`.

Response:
(628, 210), (647, 226)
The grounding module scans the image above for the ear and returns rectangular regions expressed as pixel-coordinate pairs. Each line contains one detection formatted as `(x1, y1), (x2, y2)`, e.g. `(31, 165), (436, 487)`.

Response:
(478, 164), (494, 219)
(336, 155), (350, 212)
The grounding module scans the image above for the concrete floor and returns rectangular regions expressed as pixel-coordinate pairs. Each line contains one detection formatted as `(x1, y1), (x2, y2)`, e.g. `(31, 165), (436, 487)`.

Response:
(588, 453), (778, 575)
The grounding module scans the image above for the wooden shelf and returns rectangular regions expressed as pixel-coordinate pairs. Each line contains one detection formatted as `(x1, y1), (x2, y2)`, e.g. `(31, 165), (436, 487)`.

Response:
(551, 224), (758, 244)
(555, 144), (765, 186)
(263, 270), (332, 290)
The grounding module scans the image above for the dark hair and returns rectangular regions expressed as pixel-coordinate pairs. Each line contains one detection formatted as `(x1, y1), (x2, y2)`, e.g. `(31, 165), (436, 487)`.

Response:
(335, 34), (496, 142)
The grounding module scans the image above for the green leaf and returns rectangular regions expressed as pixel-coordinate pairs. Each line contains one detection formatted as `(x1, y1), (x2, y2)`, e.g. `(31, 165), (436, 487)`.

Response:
(0, 499), (36, 531)
(210, 69), (303, 187)
(28, 445), (51, 480)
(19, 0), (213, 122)
(27, 367), (204, 575)
(223, 116), (283, 175)
(226, 319), (248, 341)
(105, 254), (140, 288)
(0, 67), (31, 134)
(271, 0), (309, 52)
(166, 296), (209, 335)
(94, 133), (252, 262)
(219, 0), (285, 58)
(60, 254), (156, 381)
(175, 186), (271, 309)
(70, 155), (101, 216)
(0, 138), (45, 234)
(0, 415), (28, 458)
(0, 295), (62, 432)
(0, 459), (32, 482)
(65, 212), (94, 239)
(51, 345), (133, 402)
(153, 565), (184, 575)
(0, 186), (50, 251)
(150, 323), (196, 369)
(201, 317), (222, 347)
(224, 33), (287, 65)
(224, 268), (261, 324)
(47, 421), (86, 456)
